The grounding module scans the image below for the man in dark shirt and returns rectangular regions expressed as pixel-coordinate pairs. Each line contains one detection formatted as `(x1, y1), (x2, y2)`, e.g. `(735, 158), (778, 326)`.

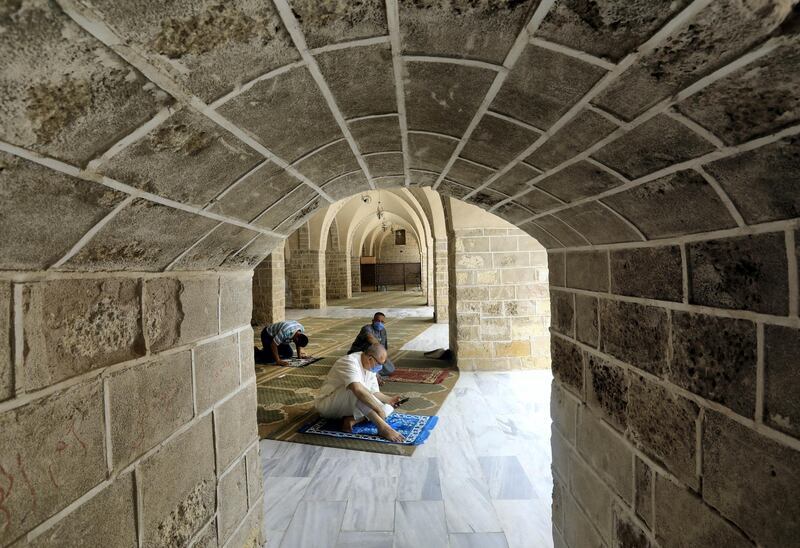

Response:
(348, 312), (395, 377)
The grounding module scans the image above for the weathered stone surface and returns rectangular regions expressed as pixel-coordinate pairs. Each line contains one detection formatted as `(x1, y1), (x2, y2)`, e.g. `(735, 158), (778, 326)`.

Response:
(593, 115), (715, 179)
(534, 216), (589, 248)
(63, 199), (218, 271)
(569, 454), (614, 543)
(208, 162), (300, 223)
(688, 233), (788, 315)
(140, 416), (216, 548)
(365, 152), (404, 177)
(101, 108), (262, 208)
(763, 325), (800, 438)
(78, 0), (297, 102)
(565, 251), (608, 292)
(405, 62), (495, 137)
(399, 0), (535, 63)
(408, 133), (458, 173)
(557, 202), (642, 245)
(174, 224), (261, 271)
(574, 295), (598, 347)
(462, 115), (540, 168)
(189, 519), (218, 548)
(493, 202), (535, 227)
(563, 492), (606, 548)
(218, 459), (248, 544)
(322, 171), (371, 201)
(219, 67), (341, 163)
(551, 336), (583, 396)
(614, 508), (652, 548)
(30, 472), (137, 548)
(254, 185), (319, 231)
(239, 327), (256, 384)
(538, 0), (690, 63)
(448, 158), (493, 189)
(245, 444), (263, 508)
(593, 1), (791, 121)
(599, 300), (668, 375)
(23, 278), (145, 390)
(585, 353), (628, 431)
(704, 136), (800, 224)
(577, 408), (633, 503)
(0, 1), (168, 165)
(465, 188), (507, 209)
(537, 161), (624, 203)
(222, 234), (283, 270)
(634, 457), (653, 529)
(409, 169), (440, 187)
(492, 45), (607, 130)
(108, 351), (193, 469)
(521, 221), (563, 249)
(603, 170), (737, 240)
(0, 282), (12, 402)
(222, 504), (263, 548)
(0, 154), (128, 270)
(627, 375), (698, 489)
(438, 180), (471, 200)
(514, 188), (563, 214)
(275, 196), (324, 234)
(654, 473), (751, 548)
(547, 252), (566, 287)
(552, 474), (564, 534)
(293, 0), (387, 49)
(490, 162), (539, 196)
(221, 275), (252, 332)
(678, 40), (800, 146)
(0, 380), (105, 546)
(215, 383), (259, 471)
(316, 44), (395, 119)
(350, 117), (402, 154)
(373, 175), (405, 189)
(528, 110), (618, 170)
(194, 334), (240, 413)
(550, 291), (574, 336)
(670, 312), (756, 417)
(294, 140), (360, 186)
(610, 246), (683, 302)
(551, 382), (578, 443)
(703, 410), (800, 547)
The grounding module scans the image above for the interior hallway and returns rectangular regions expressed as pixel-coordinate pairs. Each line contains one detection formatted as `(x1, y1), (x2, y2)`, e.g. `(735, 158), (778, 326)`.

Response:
(260, 292), (554, 548)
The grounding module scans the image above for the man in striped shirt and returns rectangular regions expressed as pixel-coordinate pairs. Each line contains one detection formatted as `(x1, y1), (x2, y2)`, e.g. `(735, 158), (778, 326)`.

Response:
(257, 320), (308, 366)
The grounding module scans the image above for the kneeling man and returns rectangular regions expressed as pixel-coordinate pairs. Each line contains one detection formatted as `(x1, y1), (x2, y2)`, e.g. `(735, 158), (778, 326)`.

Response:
(315, 344), (404, 442)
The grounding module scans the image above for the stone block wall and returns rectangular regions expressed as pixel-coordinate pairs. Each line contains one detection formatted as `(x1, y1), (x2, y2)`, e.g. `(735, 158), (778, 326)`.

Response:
(286, 249), (326, 309)
(351, 255), (362, 294)
(549, 237), (800, 548)
(325, 250), (351, 300)
(377, 231), (421, 264)
(448, 226), (550, 370)
(252, 243), (285, 326)
(433, 238), (448, 323)
(0, 272), (263, 548)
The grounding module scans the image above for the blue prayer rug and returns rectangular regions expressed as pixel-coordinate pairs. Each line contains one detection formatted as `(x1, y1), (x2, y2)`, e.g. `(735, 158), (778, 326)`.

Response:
(299, 412), (439, 445)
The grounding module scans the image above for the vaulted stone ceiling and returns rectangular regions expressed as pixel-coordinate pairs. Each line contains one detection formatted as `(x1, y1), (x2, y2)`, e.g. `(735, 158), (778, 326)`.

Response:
(1, 0), (798, 271)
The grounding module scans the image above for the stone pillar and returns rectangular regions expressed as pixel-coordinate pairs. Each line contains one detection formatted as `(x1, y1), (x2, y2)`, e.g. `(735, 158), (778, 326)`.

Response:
(433, 238), (449, 324)
(286, 249), (326, 309)
(252, 242), (285, 325)
(419, 250), (428, 294)
(351, 255), (362, 294)
(326, 250), (351, 300)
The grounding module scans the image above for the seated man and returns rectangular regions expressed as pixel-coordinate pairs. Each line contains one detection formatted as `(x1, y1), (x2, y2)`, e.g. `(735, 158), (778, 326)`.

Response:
(315, 344), (404, 442)
(256, 320), (308, 366)
(348, 312), (395, 377)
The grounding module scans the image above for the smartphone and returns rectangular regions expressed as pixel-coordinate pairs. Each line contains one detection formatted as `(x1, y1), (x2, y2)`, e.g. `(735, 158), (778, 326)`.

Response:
(395, 396), (410, 407)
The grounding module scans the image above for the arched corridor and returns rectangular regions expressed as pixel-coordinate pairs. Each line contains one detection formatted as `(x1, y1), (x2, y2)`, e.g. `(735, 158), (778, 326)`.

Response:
(1, 1), (799, 547)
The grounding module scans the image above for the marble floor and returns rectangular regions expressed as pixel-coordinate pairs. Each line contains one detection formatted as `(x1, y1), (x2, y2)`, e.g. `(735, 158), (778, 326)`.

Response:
(262, 297), (554, 548)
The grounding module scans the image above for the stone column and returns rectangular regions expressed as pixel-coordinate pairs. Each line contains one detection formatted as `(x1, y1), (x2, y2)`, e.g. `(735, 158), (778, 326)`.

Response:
(326, 250), (351, 300)
(286, 249), (326, 309)
(351, 255), (362, 294)
(433, 238), (448, 323)
(252, 242), (285, 325)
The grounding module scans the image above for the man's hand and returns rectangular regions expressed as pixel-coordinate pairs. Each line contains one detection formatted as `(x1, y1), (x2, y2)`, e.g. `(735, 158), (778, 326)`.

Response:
(378, 425), (404, 443)
(276, 360), (288, 367)
(389, 395), (403, 408)
(298, 350), (307, 358)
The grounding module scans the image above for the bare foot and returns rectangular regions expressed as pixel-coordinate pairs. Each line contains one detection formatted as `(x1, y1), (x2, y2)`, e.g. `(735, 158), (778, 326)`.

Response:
(342, 416), (357, 433)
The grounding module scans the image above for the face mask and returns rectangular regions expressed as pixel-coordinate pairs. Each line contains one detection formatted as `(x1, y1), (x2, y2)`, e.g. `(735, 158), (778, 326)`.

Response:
(370, 364), (383, 373)
(373, 321), (385, 331)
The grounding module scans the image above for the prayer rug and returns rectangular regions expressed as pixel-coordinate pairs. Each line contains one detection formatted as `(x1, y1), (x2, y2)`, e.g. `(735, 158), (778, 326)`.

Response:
(262, 356), (323, 368)
(299, 413), (439, 446)
(384, 367), (450, 384)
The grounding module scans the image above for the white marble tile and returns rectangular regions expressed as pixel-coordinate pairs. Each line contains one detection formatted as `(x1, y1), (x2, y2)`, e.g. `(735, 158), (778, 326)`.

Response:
(335, 531), (394, 548)
(264, 477), (311, 530)
(397, 457), (442, 501)
(279, 501), (346, 548)
(401, 323), (450, 351)
(441, 476), (503, 533)
(348, 475), (398, 501)
(341, 499), (395, 531)
(436, 439), (484, 479)
(394, 501), (448, 548)
(479, 456), (535, 500)
(263, 443), (323, 478)
(449, 532), (510, 548)
(493, 500), (554, 548)
(265, 529), (284, 548)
